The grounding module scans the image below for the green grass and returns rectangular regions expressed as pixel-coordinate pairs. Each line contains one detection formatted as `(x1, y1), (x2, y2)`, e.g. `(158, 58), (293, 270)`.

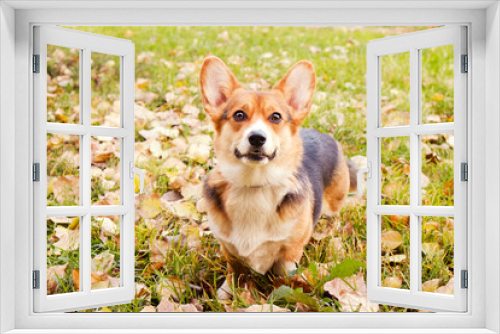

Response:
(44, 26), (455, 312)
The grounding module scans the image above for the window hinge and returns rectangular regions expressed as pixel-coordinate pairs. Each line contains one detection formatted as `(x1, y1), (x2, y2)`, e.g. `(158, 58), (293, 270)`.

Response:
(33, 163), (40, 182)
(461, 54), (468, 73)
(33, 270), (40, 289)
(461, 162), (468, 181)
(461, 270), (468, 289)
(33, 54), (40, 73)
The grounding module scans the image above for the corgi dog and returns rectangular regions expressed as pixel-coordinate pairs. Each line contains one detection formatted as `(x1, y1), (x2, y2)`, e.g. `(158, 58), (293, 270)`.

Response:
(199, 57), (358, 298)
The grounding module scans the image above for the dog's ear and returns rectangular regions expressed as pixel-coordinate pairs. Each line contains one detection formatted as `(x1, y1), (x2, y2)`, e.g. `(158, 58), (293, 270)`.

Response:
(273, 61), (316, 123)
(200, 57), (241, 120)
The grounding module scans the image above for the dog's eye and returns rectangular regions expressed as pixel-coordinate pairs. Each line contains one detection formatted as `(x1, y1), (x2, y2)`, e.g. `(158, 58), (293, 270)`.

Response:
(269, 112), (282, 124)
(233, 110), (247, 122)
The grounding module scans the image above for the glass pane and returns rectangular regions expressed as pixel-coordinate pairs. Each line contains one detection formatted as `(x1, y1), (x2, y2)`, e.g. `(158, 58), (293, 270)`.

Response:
(91, 52), (121, 127)
(381, 215), (410, 290)
(421, 216), (454, 295)
(47, 216), (80, 295)
(47, 133), (80, 206)
(91, 136), (121, 205)
(421, 133), (454, 206)
(47, 45), (80, 124)
(381, 136), (410, 205)
(421, 45), (454, 124)
(91, 216), (121, 290)
(380, 52), (410, 127)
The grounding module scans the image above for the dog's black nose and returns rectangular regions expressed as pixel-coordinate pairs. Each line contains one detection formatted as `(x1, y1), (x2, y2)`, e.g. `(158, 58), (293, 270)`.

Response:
(249, 131), (267, 147)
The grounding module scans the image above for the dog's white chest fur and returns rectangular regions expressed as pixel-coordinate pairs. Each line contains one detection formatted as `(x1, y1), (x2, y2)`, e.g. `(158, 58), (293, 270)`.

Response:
(210, 186), (296, 261)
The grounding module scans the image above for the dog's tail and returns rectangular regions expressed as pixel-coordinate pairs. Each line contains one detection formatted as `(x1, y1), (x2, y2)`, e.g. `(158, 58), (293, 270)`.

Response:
(346, 158), (359, 193)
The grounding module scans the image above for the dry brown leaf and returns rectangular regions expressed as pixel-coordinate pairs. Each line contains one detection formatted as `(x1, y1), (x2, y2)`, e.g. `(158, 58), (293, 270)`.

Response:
(91, 250), (115, 274)
(350, 155), (367, 169)
(186, 144), (211, 164)
(423, 221), (439, 231)
(182, 104), (200, 117)
(157, 299), (201, 312)
(48, 175), (80, 203)
(421, 173), (430, 188)
(135, 282), (151, 301)
(323, 272), (379, 312)
(92, 152), (115, 163)
(162, 190), (183, 202)
(46, 264), (68, 295)
(338, 222), (353, 238)
(150, 237), (170, 263)
(170, 202), (199, 220)
(444, 180), (454, 196)
(180, 183), (203, 202)
(168, 175), (188, 190)
(196, 198), (208, 214)
(156, 277), (187, 301)
(49, 225), (79, 255)
(389, 215), (409, 226)
(94, 217), (118, 244)
(422, 278), (440, 292)
(179, 225), (202, 249)
(135, 78), (151, 90)
(384, 255), (407, 263)
(382, 276), (403, 289)
(244, 304), (289, 312)
(140, 305), (157, 312)
(72, 269), (80, 290)
(325, 237), (345, 262)
(138, 193), (162, 219)
(381, 231), (403, 251)
(422, 243), (441, 259)
(436, 277), (454, 295)
(161, 157), (186, 172)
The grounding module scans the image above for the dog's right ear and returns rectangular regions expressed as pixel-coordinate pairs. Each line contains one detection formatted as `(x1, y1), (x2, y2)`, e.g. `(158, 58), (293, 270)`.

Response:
(199, 57), (241, 121)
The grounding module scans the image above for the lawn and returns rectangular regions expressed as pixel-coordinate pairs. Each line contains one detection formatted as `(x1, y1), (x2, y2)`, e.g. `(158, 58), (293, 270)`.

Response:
(45, 26), (455, 312)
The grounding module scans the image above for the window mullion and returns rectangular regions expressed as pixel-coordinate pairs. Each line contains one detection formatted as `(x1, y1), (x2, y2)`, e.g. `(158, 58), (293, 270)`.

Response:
(81, 47), (92, 295)
(409, 47), (421, 295)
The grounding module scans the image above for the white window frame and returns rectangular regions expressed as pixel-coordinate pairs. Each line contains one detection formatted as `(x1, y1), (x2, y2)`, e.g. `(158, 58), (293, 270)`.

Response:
(366, 26), (468, 312)
(33, 26), (136, 313)
(1, 1), (499, 333)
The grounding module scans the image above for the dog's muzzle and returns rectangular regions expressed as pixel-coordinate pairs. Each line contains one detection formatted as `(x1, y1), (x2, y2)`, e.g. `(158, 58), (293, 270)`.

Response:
(234, 148), (277, 162)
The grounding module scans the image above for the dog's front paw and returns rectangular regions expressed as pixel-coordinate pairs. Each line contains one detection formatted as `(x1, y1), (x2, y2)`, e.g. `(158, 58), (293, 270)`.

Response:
(216, 279), (232, 300)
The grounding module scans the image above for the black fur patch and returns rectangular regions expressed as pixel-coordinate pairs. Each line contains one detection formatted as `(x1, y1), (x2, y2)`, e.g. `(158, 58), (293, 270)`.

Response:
(277, 168), (309, 217)
(300, 128), (340, 224)
(203, 179), (226, 215)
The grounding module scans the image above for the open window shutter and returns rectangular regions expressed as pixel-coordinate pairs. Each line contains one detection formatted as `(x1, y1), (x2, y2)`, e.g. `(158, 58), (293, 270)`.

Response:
(365, 26), (467, 312)
(33, 26), (137, 312)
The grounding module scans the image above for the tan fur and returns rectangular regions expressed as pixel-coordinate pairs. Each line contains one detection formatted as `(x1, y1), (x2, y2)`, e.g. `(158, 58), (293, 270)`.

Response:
(322, 142), (351, 217)
(200, 57), (351, 295)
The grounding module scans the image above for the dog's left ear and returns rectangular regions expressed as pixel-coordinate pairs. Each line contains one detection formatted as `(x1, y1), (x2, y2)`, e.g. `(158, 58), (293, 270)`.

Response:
(200, 56), (241, 121)
(273, 61), (316, 123)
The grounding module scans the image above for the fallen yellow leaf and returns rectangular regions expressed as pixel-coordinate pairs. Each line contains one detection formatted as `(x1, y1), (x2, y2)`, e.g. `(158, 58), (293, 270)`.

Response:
(381, 231), (403, 251)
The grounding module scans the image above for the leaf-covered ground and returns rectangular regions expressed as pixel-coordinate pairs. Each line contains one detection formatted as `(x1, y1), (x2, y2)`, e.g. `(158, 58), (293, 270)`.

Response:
(45, 26), (455, 312)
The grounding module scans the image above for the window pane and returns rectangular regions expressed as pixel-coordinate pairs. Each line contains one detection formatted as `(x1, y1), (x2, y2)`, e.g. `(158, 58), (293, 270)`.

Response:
(47, 45), (80, 124)
(91, 52), (121, 127)
(381, 215), (410, 290)
(91, 216), (121, 290)
(421, 216), (454, 295)
(91, 136), (121, 205)
(380, 52), (410, 127)
(381, 136), (410, 205)
(421, 45), (454, 124)
(47, 133), (80, 206)
(421, 133), (454, 206)
(47, 216), (80, 295)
